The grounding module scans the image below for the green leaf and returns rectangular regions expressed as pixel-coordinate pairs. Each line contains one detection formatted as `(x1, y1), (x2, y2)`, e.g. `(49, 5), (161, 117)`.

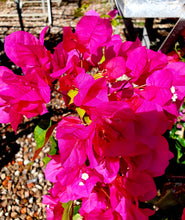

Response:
(175, 141), (182, 150)
(176, 136), (185, 147)
(62, 201), (73, 220)
(100, 14), (111, 19)
(111, 19), (118, 27)
(74, 8), (84, 18)
(179, 154), (185, 164)
(73, 214), (82, 220)
(34, 119), (52, 149)
(43, 156), (52, 167)
(42, 134), (58, 166)
(177, 148), (183, 163)
(49, 136), (58, 155)
(169, 124), (178, 138)
(98, 47), (105, 65)
(33, 120), (61, 162)
(81, 3), (89, 10)
(73, 205), (81, 216)
(116, 15), (123, 20)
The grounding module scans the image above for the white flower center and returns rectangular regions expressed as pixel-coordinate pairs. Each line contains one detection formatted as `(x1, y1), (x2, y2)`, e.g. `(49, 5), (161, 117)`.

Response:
(81, 173), (89, 181)
(79, 182), (84, 186)
(116, 74), (130, 81)
(172, 93), (178, 102)
(170, 86), (176, 94)
(170, 86), (178, 102)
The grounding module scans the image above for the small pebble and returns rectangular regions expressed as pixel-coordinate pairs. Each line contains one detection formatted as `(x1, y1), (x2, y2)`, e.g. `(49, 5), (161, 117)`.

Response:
(1, 173), (6, 180)
(29, 197), (33, 204)
(14, 170), (20, 176)
(0, 210), (3, 217)
(23, 160), (30, 165)
(35, 184), (43, 190)
(11, 211), (18, 218)
(20, 207), (27, 214)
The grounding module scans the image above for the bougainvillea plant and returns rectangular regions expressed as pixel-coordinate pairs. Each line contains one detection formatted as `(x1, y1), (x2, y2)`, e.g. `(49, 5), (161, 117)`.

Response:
(1, 10), (185, 220)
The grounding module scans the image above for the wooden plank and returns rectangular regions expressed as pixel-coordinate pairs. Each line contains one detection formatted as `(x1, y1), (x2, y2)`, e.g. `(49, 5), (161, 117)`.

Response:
(159, 18), (185, 53)
(22, 1), (44, 4)
(7, 0), (59, 3)
(0, 13), (48, 17)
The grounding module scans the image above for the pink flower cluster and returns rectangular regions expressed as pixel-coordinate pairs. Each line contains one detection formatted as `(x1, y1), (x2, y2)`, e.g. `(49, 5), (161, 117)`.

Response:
(0, 27), (52, 131)
(1, 10), (185, 219)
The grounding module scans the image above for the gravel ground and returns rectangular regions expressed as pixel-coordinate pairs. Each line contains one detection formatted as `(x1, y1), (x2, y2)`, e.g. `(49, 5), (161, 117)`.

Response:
(0, 132), (53, 220)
